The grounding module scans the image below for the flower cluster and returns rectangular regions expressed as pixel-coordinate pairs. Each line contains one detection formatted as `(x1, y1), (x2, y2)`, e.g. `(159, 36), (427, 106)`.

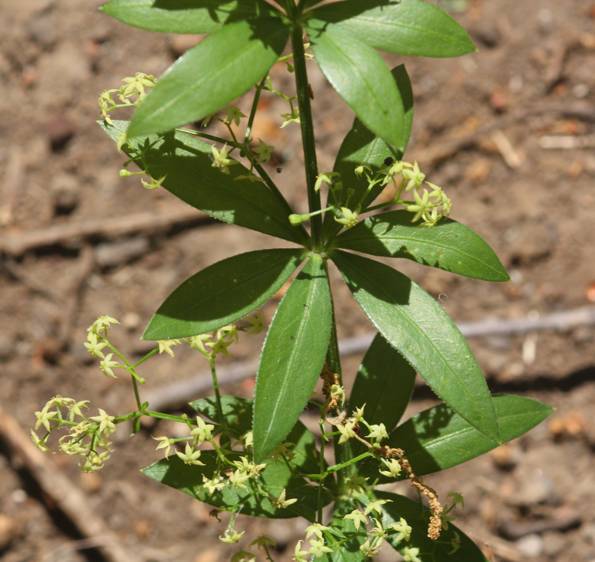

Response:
(32, 396), (117, 472)
(334, 405), (389, 448)
(372, 159), (452, 226)
(84, 315), (126, 379)
(98, 72), (156, 125)
(293, 524), (333, 561)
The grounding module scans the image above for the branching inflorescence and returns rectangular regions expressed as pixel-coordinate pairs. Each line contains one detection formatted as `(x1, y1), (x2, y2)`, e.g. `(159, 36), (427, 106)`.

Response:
(33, 1), (552, 560)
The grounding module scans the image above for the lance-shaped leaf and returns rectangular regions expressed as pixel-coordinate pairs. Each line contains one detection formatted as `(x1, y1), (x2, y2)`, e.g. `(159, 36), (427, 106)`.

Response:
(128, 18), (289, 137)
(322, 65), (413, 240)
(100, 0), (268, 34)
(389, 394), (551, 477)
(308, 21), (409, 149)
(101, 121), (306, 244)
(332, 251), (499, 442)
(144, 412), (331, 520)
(349, 333), (416, 432)
(377, 492), (488, 561)
(359, 394), (551, 482)
(312, 0), (476, 58)
(144, 249), (303, 340)
(336, 211), (510, 282)
(253, 255), (332, 462)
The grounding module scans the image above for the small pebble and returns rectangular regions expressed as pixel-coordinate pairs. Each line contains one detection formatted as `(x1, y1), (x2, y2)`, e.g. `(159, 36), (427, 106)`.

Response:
(0, 515), (19, 550)
(491, 443), (521, 471)
(51, 173), (79, 215)
(80, 471), (103, 494)
(11, 489), (27, 504)
(516, 534), (544, 558)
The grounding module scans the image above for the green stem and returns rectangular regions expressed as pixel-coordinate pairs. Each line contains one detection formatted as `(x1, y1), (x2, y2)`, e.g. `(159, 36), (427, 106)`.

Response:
(245, 77), (266, 143)
(316, 417), (326, 523)
(323, 265), (353, 490)
(130, 376), (142, 411)
(146, 410), (191, 424)
(106, 342), (145, 384)
(291, 24), (322, 246)
(133, 346), (158, 368)
(326, 452), (374, 477)
(209, 358), (225, 425)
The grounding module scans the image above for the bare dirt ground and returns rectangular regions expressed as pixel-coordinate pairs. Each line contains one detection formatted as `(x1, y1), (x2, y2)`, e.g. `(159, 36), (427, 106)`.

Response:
(1, 0), (595, 561)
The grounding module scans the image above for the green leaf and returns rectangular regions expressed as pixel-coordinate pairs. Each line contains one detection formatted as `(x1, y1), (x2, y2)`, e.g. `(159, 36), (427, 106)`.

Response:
(325, 65), (413, 221)
(349, 333), (416, 432)
(144, 249), (302, 340)
(308, 22), (410, 149)
(312, 0), (476, 58)
(377, 492), (488, 561)
(359, 394), (551, 482)
(388, 394), (552, 477)
(336, 211), (510, 282)
(321, 65), (412, 240)
(101, 121), (306, 244)
(332, 251), (499, 442)
(100, 0), (269, 34)
(253, 255), (332, 462)
(128, 18), (289, 137)
(143, 417), (331, 520)
(190, 395), (253, 436)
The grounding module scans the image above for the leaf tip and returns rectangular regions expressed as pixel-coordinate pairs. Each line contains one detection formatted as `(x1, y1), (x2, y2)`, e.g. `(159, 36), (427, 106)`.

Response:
(141, 318), (160, 342)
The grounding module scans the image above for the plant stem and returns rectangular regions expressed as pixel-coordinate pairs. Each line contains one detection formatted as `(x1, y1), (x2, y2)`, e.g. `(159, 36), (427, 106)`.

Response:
(245, 77), (266, 143)
(209, 358), (225, 425)
(291, 24), (322, 246)
(324, 452), (374, 476)
(106, 342), (145, 384)
(323, 265), (353, 491)
(133, 346), (158, 368)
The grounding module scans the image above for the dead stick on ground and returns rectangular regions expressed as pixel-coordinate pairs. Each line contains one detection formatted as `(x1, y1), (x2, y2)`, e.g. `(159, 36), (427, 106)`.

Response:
(0, 407), (143, 562)
(144, 306), (595, 411)
(59, 244), (96, 348)
(420, 102), (595, 167)
(0, 207), (213, 256)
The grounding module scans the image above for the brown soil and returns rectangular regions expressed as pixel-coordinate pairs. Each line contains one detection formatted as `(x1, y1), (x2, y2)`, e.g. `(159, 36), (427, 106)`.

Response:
(1, 0), (594, 561)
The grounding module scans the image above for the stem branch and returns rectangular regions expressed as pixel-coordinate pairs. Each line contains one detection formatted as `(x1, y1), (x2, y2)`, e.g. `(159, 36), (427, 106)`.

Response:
(291, 25), (322, 245)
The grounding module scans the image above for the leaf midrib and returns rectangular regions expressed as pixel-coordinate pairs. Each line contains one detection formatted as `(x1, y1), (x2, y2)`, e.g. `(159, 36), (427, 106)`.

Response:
(406, 409), (543, 455)
(318, 30), (393, 132)
(154, 154), (297, 240)
(154, 252), (298, 325)
(341, 226), (502, 277)
(144, 23), (279, 123)
(340, 255), (487, 434)
(258, 277), (321, 448)
(344, 12), (467, 49)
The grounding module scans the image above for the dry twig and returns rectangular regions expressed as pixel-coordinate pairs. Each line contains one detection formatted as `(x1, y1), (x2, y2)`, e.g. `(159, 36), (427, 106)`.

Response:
(420, 102), (595, 168)
(144, 306), (595, 410)
(0, 207), (212, 256)
(0, 407), (142, 562)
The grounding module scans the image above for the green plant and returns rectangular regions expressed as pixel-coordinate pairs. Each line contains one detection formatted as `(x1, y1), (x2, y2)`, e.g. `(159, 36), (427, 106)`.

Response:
(32, 1), (552, 560)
